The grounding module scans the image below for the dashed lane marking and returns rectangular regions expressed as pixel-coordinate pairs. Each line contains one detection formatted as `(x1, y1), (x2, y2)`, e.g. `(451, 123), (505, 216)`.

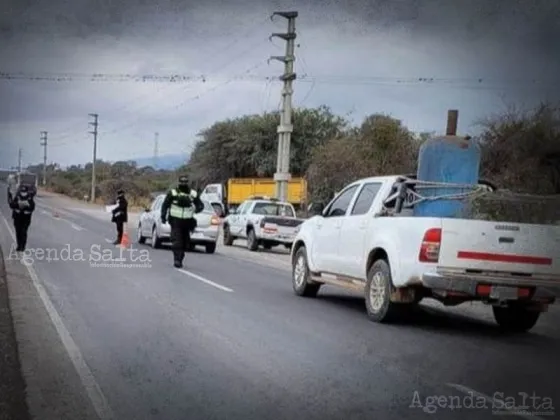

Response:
(177, 268), (234, 293)
(38, 208), (85, 231)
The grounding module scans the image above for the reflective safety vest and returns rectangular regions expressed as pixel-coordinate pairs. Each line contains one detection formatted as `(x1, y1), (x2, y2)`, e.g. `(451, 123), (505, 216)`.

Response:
(169, 189), (197, 219)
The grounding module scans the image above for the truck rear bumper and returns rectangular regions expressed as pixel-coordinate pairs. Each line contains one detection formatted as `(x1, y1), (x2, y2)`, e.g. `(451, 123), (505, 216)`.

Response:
(422, 272), (560, 301)
(259, 232), (295, 244)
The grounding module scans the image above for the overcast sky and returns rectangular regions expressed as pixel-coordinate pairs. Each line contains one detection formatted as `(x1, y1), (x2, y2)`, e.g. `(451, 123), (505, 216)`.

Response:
(1, 0), (559, 168)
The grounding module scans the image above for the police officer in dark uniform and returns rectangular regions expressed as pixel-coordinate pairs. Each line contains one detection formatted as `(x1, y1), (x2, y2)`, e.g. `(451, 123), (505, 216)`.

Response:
(111, 189), (128, 244)
(10, 184), (35, 251)
(160, 176), (204, 268)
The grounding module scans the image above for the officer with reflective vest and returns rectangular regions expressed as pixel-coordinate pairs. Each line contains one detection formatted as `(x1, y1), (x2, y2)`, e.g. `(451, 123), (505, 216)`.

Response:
(9, 184), (36, 252)
(160, 176), (204, 268)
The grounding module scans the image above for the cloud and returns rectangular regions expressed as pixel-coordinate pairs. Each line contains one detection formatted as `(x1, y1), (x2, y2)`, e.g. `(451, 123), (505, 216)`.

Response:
(0, 0), (559, 167)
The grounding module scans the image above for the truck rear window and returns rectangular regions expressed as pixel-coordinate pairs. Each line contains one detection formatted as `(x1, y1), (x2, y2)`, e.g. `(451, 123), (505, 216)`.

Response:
(253, 202), (294, 217)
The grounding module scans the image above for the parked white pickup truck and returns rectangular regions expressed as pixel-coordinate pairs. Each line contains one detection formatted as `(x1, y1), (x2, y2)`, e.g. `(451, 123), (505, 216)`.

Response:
(223, 198), (304, 251)
(291, 175), (560, 332)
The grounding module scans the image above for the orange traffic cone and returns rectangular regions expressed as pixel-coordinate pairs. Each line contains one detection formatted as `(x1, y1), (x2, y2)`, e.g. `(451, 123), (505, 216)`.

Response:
(119, 231), (130, 248)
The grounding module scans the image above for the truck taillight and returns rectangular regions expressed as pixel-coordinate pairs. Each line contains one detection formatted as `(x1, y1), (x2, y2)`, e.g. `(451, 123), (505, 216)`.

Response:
(419, 228), (441, 263)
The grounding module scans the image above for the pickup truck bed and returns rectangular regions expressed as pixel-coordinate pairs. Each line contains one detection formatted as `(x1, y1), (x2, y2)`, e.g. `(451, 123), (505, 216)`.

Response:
(290, 175), (560, 333)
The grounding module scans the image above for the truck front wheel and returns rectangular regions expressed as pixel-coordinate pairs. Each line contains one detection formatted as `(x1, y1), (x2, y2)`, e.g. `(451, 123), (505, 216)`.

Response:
(365, 259), (403, 323)
(492, 304), (541, 333)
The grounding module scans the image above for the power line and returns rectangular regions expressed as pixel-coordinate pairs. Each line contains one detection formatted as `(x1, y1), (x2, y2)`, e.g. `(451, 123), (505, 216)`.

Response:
(99, 60), (267, 137)
(56, 38), (271, 140)
(35, 15), (271, 145)
(44, 61), (268, 149)
(43, 67), (536, 151)
(2, 70), (557, 87)
(30, 71), (548, 148)
(0, 72), (203, 83)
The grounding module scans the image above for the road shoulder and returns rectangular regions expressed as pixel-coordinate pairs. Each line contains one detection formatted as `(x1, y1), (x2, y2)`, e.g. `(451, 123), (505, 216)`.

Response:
(0, 217), (100, 420)
(0, 233), (30, 420)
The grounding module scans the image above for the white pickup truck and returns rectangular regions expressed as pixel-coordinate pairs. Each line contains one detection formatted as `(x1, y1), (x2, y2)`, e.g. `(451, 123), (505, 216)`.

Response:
(291, 175), (560, 332)
(223, 198), (304, 251)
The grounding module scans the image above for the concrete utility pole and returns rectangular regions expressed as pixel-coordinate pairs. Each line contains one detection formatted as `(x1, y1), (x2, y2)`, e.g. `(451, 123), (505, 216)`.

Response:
(88, 113), (98, 202)
(270, 11), (297, 202)
(153, 132), (159, 169)
(40, 131), (48, 185)
(17, 148), (22, 172)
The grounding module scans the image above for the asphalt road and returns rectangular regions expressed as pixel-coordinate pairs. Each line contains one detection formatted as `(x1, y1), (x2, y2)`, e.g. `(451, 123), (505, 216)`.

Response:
(1, 191), (560, 420)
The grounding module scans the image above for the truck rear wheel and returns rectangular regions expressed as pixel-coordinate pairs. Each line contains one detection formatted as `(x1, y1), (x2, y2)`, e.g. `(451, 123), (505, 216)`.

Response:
(223, 225), (234, 246)
(365, 259), (402, 323)
(292, 247), (320, 297)
(492, 304), (541, 333)
(247, 229), (258, 251)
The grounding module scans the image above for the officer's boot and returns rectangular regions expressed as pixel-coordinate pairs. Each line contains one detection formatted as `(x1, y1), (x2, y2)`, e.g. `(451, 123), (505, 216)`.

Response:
(173, 250), (183, 268)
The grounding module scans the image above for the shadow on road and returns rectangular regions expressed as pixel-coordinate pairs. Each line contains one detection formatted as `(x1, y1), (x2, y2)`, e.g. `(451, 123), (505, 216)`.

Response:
(231, 244), (290, 255)
(316, 294), (557, 345)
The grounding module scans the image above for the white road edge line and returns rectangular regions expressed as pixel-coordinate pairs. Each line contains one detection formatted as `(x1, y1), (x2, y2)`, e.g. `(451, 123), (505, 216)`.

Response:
(177, 269), (233, 293)
(70, 223), (83, 231)
(1, 215), (115, 420)
(105, 238), (113, 243)
(446, 383), (546, 420)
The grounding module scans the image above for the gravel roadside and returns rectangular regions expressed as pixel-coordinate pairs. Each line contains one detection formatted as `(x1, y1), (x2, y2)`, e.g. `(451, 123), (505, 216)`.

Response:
(0, 245), (31, 420)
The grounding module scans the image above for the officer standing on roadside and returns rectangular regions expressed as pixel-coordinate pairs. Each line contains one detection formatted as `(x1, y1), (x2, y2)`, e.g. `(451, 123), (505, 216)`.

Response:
(160, 176), (204, 268)
(111, 189), (128, 245)
(10, 184), (35, 252)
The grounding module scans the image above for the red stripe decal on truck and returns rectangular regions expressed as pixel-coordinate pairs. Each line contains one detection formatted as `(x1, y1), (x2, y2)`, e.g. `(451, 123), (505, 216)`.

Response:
(457, 251), (552, 265)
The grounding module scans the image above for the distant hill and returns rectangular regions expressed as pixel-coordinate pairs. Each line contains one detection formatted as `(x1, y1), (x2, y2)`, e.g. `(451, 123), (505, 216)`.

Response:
(132, 153), (189, 170)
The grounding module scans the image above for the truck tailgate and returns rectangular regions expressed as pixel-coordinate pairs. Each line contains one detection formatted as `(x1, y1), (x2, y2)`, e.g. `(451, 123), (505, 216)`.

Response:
(438, 219), (560, 276)
(262, 217), (302, 237)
